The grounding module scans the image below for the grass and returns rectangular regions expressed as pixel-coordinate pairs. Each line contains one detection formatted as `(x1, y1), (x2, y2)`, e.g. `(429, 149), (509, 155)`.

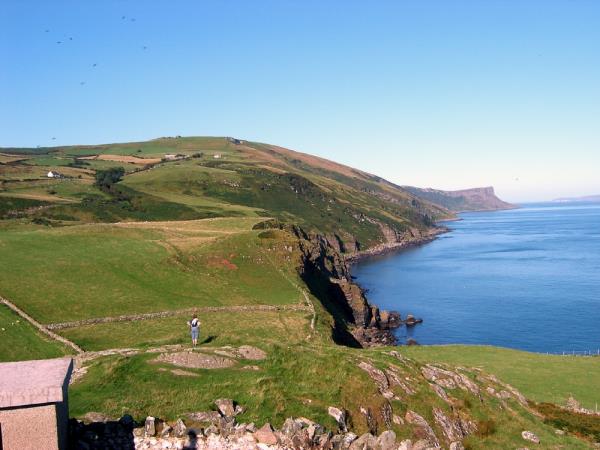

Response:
(404, 345), (600, 410)
(60, 309), (312, 351)
(0, 218), (302, 323)
(0, 304), (72, 362)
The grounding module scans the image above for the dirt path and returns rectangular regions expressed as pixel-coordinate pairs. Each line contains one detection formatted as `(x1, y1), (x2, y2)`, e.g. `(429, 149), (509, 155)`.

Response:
(0, 296), (84, 353)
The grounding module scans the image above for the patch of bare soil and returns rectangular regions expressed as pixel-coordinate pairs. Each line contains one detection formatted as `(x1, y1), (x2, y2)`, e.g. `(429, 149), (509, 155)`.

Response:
(154, 351), (235, 369)
(214, 345), (267, 360)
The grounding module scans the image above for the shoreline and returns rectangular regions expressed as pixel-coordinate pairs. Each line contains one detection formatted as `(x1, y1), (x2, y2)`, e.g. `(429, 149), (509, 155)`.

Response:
(345, 225), (449, 265)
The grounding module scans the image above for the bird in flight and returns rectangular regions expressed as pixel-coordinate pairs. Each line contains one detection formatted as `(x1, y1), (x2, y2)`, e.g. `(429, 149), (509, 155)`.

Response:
(143, 46), (147, 50)
(56, 41), (62, 44)
(80, 81), (86, 85)
(92, 63), (97, 67)
(52, 137), (56, 140)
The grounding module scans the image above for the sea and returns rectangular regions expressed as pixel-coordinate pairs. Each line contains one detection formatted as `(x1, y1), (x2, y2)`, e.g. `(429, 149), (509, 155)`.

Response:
(351, 202), (600, 353)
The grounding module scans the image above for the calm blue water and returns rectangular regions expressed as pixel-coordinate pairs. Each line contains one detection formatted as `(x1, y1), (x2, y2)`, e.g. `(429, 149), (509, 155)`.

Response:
(352, 202), (600, 353)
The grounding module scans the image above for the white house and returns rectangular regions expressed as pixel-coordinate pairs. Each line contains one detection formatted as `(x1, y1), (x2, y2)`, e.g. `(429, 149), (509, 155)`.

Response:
(47, 171), (62, 178)
(213, 154), (222, 159)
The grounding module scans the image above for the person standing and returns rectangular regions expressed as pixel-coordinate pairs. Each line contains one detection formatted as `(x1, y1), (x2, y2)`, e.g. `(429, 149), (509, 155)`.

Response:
(188, 314), (200, 346)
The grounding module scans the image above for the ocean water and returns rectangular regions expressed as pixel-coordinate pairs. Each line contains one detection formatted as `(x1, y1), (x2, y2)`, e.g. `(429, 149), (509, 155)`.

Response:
(352, 202), (600, 353)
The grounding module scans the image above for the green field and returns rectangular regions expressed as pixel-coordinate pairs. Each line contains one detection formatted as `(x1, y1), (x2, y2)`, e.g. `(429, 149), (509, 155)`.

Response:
(0, 304), (72, 361)
(405, 345), (600, 410)
(0, 218), (301, 323)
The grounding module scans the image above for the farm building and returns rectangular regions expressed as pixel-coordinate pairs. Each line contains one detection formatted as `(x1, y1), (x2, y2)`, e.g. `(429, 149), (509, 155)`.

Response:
(0, 358), (73, 450)
(47, 171), (63, 178)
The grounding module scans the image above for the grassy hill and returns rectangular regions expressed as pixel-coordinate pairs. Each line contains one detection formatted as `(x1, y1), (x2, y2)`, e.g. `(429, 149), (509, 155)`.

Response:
(1, 137), (598, 448)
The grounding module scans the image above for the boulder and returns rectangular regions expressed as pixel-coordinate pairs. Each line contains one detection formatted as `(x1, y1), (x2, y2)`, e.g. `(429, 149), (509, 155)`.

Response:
(83, 412), (109, 423)
(521, 430), (540, 444)
(449, 442), (465, 450)
(145, 416), (156, 437)
(187, 411), (221, 423)
(173, 418), (187, 438)
(342, 432), (358, 448)
(280, 417), (302, 437)
(255, 422), (279, 445)
(349, 433), (377, 450)
(214, 398), (236, 417)
(397, 440), (413, 450)
(375, 430), (396, 450)
(328, 406), (348, 431)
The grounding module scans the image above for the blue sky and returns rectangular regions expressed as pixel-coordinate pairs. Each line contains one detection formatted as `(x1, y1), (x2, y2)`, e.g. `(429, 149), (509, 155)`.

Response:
(1, 1), (599, 202)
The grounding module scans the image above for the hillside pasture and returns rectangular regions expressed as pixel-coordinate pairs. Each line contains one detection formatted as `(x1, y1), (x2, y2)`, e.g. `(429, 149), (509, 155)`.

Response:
(405, 345), (600, 410)
(0, 218), (302, 324)
(0, 303), (72, 362)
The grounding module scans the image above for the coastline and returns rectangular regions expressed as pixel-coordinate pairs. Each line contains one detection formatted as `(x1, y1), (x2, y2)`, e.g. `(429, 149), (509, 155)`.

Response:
(345, 225), (449, 265)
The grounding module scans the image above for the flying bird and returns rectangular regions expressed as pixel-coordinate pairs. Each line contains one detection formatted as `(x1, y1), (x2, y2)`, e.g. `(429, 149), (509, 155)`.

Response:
(56, 41), (62, 44)
(52, 137), (56, 140)
(45, 29), (50, 33)
(69, 37), (73, 41)
(80, 81), (86, 85)
(143, 46), (147, 50)
(92, 63), (97, 67)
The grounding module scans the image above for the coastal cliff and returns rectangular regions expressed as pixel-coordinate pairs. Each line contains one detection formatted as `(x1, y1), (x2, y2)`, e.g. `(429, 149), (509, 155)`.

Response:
(403, 185), (515, 212)
(255, 220), (441, 348)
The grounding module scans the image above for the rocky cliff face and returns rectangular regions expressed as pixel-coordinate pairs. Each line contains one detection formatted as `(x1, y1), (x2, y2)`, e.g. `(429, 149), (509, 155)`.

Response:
(275, 223), (435, 347)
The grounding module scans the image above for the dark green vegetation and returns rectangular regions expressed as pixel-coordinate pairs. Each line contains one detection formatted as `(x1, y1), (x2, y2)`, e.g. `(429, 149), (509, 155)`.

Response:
(535, 402), (600, 443)
(0, 137), (596, 448)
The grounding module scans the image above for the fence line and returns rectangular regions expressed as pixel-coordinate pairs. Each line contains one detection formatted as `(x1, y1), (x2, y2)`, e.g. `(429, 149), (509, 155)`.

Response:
(545, 349), (600, 357)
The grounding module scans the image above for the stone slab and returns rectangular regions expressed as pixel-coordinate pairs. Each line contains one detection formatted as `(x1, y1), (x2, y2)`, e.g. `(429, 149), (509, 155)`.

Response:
(0, 358), (73, 408)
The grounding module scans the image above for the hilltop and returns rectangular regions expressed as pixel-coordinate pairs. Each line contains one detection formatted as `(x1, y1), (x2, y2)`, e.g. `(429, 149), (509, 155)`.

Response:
(1, 137), (598, 448)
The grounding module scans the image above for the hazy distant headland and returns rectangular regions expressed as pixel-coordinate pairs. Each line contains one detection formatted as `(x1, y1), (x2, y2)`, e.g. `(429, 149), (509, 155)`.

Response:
(553, 194), (600, 203)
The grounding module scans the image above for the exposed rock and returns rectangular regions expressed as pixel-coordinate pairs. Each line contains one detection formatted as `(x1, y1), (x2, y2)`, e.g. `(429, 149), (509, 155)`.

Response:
(555, 429), (565, 435)
(358, 361), (389, 392)
(405, 410), (439, 447)
(429, 383), (450, 403)
(392, 415), (404, 425)
(397, 440), (413, 450)
(173, 419), (187, 438)
(187, 411), (221, 423)
(154, 351), (235, 369)
(380, 402), (393, 429)
(449, 442), (465, 450)
(255, 423), (279, 445)
(236, 345), (267, 360)
(386, 366), (416, 396)
(82, 411), (110, 423)
(432, 407), (463, 442)
(343, 432), (358, 448)
(521, 430), (540, 444)
(215, 398), (236, 417)
(566, 396), (581, 411)
(145, 416), (156, 437)
(421, 365), (480, 396)
(375, 430), (396, 450)
(404, 315), (423, 326)
(328, 406), (348, 431)
(360, 407), (378, 435)
(349, 433), (377, 450)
